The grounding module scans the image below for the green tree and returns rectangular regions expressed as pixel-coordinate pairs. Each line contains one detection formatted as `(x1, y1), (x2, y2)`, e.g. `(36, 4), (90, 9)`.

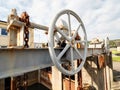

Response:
(109, 40), (117, 48)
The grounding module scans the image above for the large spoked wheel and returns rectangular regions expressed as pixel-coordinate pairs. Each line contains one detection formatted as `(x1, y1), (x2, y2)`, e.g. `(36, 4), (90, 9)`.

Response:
(48, 9), (87, 75)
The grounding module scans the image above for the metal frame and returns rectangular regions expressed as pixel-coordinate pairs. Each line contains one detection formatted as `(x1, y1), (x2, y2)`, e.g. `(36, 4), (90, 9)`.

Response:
(0, 48), (103, 79)
(0, 9), (110, 78)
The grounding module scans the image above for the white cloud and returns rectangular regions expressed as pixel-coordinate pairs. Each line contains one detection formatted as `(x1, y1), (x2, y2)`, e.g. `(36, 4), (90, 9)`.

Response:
(0, 0), (120, 42)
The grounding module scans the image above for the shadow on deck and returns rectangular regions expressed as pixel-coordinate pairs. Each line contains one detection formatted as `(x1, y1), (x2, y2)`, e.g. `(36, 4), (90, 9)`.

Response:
(27, 83), (49, 90)
(113, 70), (120, 82)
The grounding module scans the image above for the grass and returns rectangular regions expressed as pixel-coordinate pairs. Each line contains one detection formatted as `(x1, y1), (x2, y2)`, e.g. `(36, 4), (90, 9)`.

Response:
(112, 50), (120, 54)
(112, 57), (120, 62)
(111, 50), (120, 62)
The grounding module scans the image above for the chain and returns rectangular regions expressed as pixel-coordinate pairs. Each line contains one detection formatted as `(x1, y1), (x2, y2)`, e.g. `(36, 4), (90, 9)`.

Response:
(19, 11), (30, 48)
(24, 26), (29, 48)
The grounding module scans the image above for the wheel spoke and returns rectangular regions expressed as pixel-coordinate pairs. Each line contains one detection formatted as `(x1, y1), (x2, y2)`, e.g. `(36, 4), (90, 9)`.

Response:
(70, 47), (75, 71)
(57, 44), (70, 61)
(54, 32), (60, 42)
(57, 28), (70, 41)
(67, 12), (71, 37)
(74, 47), (84, 60)
(72, 23), (81, 39)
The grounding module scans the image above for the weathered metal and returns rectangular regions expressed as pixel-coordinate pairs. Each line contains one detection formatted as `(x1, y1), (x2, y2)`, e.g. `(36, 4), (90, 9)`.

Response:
(0, 48), (103, 79)
(7, 9), (88, 75)
(77, 60), (82, 90)
(7, 8), (19, 24)
(19, 12), (30, 48)
(48, 9), (87, 75)
(6, 9), (110, 76)
(7, 19), (25, 47)
(97, 54), (105, 69)
(30, 22), (48, 31)
(23, 73), (28, 90)
(40, 69), (52, 89)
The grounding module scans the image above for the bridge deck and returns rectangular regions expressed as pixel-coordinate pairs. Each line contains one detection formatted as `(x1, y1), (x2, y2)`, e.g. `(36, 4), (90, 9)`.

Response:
(0, 48), (103, 79)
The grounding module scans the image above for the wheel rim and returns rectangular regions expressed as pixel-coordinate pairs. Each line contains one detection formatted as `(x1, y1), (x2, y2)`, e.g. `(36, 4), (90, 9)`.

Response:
(48, 9), (87, 75)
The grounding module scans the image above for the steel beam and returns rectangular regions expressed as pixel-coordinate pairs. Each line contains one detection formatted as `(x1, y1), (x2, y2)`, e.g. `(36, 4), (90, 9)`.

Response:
(30, 22), (48, 31)
(0, 48), (103, 79)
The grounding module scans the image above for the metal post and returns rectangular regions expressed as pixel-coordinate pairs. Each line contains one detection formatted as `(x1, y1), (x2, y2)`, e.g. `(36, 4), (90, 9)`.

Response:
(77, 60), (83, 90)
(69, 75), (71, 90)
(23, 73), (28, 90)
(11, 77), (13, 90)
(109, 52), (113, 89)
(52, 66), (62, 90)
(16, 76), (21, 90)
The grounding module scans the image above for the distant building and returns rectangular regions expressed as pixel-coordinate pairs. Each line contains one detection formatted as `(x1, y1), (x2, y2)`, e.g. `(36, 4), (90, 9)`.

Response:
(89, 38), (104, 48)
(0, 20), (8, 48)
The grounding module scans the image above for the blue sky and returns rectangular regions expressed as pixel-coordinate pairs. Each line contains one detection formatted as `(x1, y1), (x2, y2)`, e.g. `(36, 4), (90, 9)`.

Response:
(0, 0), (120, 42)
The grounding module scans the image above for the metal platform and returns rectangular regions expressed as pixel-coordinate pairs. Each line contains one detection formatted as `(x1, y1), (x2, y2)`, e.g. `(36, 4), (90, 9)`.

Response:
(0, 48), (103, 79)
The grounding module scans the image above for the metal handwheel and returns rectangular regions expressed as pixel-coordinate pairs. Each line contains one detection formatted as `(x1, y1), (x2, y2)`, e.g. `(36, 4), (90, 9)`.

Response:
(48, 9), (87, 75)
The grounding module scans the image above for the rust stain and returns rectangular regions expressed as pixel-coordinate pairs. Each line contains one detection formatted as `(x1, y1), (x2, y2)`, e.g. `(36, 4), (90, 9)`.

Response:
(98, 54), (105, 69)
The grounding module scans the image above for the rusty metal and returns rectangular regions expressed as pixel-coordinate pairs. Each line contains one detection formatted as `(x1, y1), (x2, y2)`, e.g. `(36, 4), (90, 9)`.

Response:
(16, 76), (22, 90)
(76, 36), (83, 90)
(97, 54), (105, 69)
(23, 74), (28, 90)
(77, 59), (83, 90)
(24, 26), (29, 48)
(75, 33), (81, 48)
(40, 69), (52, 89)
(19, 11), (30, 48)
(75, 33), (81, 40)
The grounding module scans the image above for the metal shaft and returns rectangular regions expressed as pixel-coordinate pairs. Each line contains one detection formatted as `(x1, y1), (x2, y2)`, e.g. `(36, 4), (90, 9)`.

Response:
(30, 22), (48, 31)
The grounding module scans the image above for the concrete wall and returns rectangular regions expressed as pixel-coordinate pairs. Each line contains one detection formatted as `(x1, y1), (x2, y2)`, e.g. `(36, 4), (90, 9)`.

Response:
(0, 21), (34, 48)
(0, 21), (8, 47)
(0, 35), (9, 46)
